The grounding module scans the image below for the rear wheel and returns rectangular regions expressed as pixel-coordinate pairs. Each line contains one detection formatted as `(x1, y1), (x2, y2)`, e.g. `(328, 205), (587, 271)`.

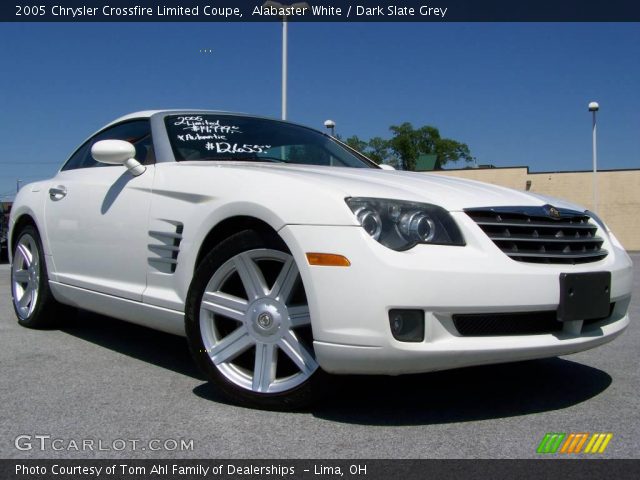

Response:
(186, 230), (319, 409)
(11, 225), (66, 328)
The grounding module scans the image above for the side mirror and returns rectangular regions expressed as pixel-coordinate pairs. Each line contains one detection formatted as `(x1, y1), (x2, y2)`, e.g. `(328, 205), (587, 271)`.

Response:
(91, 140), (146, 176)
(379, 164), (395, 171)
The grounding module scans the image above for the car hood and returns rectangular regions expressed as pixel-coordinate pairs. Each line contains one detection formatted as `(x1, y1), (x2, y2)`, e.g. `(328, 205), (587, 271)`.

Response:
(187, 162), (586, 212)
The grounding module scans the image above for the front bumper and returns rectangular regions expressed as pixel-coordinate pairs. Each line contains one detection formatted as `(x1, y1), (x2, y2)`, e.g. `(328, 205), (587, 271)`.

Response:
(279, 212), (633, 375)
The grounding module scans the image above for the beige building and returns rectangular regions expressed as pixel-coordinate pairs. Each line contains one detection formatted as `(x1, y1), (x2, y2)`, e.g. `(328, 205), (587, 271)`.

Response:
(429, 167), (640, 251)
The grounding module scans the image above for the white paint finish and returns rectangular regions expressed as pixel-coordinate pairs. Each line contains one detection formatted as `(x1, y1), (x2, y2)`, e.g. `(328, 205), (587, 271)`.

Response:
(313, 313), (629, 374)
(91, 139), (136, 165)
(49, 281), (185, 336)
(9, 110), (634, 378)
(43, 166), (154, 301)
(279, 224), (632, 350)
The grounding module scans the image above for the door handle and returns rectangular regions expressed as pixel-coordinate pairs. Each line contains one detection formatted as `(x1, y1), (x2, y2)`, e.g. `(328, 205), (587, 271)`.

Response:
(48, 185), (67, 200)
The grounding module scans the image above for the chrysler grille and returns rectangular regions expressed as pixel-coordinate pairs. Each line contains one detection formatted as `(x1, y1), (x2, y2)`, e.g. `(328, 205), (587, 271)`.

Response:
(465, 206), (608, 264)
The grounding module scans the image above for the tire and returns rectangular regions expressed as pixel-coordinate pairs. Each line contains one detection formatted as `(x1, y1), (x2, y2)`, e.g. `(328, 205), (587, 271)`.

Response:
(186, 230), (320, 410)
(11, 225), (67, 328)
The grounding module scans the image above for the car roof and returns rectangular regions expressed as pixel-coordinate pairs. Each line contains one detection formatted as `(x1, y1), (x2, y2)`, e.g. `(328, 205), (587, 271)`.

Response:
(103, 110), (326, 136)
(105, 109), (236, 128)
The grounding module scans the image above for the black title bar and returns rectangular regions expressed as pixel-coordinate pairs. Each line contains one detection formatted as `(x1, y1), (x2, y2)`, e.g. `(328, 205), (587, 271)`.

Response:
(2, 0), (640, 22)
(2, 459), (640, 480)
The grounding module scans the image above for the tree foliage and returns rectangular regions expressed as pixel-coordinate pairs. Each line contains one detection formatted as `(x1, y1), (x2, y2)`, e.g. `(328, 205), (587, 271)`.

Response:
(343, 123), (472, 171)
(367, 137), (392, 165)
(344, 135), (368, 154)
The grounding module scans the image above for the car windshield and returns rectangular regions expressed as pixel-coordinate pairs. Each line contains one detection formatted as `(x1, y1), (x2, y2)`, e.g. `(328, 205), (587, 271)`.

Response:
(165, 114), (374, 168)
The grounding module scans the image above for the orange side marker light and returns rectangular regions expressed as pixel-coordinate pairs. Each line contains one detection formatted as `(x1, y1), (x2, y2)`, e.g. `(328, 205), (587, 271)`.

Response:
(306, 253), (351, 267)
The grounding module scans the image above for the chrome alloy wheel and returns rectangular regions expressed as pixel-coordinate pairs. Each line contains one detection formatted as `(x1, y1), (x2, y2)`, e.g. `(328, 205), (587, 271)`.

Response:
(11, 233), (40, 320)
(199, 249), (318, 394)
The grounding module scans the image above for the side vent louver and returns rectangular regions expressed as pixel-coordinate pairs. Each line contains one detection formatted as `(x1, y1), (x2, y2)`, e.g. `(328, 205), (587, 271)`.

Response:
(148, 221), (184, 273)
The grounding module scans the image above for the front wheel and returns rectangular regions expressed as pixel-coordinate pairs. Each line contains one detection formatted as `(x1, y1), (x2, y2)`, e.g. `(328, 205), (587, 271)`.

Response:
(185, 230), (319, 410)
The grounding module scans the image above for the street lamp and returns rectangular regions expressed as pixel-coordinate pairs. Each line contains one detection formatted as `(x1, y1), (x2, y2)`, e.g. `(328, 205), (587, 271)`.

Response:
(263, 1), (310, 121)
(324, 119), (336, 136)
(588, 101), (599, 212)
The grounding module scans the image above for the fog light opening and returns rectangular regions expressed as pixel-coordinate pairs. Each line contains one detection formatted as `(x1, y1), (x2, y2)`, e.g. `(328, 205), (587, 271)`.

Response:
(389, 309), (425, 342)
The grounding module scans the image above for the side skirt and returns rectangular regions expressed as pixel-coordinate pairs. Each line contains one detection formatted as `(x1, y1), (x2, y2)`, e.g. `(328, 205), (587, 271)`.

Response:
(49, 281), (186, 337)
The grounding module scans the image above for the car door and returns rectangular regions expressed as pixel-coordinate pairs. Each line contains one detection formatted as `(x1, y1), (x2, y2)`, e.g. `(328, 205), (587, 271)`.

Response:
(44, 120), (155, 301)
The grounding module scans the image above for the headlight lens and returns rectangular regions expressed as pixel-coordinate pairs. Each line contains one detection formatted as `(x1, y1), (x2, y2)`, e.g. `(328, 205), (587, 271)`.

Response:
(346, 197), (465, 251)
(352, 205), (383, 240)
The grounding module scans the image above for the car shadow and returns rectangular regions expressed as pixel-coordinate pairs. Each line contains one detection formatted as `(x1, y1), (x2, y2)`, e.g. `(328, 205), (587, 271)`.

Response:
(308, 358), (612, 426)
(61, 311), (612, 424)
(61, 309), (205, 381)
(101, 171), (134, 214)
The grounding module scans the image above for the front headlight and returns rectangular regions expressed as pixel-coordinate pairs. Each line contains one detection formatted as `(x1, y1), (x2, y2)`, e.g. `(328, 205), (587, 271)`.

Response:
(346, 197), (465, 251)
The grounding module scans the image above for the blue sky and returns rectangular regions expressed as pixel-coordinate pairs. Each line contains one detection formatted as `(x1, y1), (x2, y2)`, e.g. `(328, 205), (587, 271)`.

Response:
(1, 22), (639, 199)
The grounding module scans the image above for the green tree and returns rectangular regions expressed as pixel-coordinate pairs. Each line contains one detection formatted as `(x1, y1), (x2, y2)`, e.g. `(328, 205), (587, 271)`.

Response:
(343, 135), (368, 153)
(388, 122), (472, 171)
(342, 135), (395, 166)
(366, 136), (392, 165)
(435, 138), (472, 167)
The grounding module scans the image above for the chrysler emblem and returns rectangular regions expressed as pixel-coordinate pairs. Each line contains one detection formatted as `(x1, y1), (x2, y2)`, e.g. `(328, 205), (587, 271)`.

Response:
(545, 205), (561, 218)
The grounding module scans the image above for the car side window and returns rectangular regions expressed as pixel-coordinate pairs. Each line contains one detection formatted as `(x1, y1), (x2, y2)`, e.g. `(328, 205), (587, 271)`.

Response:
(62, 120), (154, 171)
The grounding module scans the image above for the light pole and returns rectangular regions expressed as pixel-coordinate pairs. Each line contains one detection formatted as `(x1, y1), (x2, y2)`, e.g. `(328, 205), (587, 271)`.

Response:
(263, 1), (310, 120)
(324, 119), (336, 136)
(16, 179), (23, 192)
(588, 101), (599, 212)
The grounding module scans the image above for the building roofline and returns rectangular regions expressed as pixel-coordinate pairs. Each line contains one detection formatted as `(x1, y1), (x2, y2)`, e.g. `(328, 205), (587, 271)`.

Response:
(439, 165), (640, 174)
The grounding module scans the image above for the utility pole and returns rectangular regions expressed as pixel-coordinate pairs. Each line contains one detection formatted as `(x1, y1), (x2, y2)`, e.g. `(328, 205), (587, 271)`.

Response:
(588, 101), (600, 212)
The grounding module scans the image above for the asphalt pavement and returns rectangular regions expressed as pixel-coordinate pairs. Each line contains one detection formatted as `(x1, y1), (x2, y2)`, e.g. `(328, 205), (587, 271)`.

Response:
(1, 256), (638, 459)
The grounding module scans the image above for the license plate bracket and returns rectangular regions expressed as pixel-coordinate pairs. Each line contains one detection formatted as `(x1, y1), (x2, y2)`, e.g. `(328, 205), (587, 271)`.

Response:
(558, 272), (611, 322)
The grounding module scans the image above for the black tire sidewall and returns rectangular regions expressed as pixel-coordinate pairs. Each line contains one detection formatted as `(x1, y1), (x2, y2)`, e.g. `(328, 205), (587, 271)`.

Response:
(11, 225), (60, 328)
(185, 229), (318, 410)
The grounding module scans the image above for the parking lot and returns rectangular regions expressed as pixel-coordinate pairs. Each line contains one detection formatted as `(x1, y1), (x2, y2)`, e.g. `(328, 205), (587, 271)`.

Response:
(1, 256), (638, 459)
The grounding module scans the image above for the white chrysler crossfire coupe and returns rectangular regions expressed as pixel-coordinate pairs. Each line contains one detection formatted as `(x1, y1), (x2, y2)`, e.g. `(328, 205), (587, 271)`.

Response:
(9, 110), (633, 409)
